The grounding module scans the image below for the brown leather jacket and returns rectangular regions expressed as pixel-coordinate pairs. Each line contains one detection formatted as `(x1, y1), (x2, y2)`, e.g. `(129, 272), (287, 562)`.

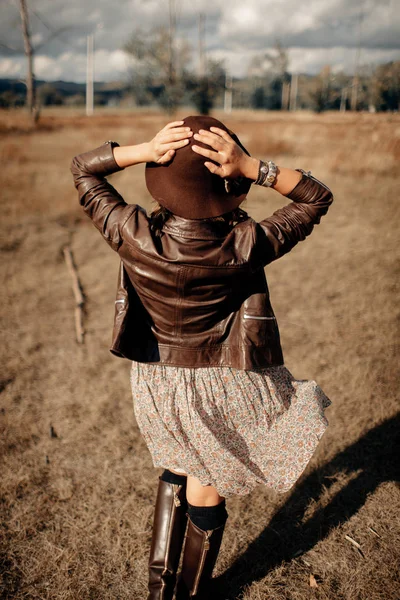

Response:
(71, 142), (333, 369)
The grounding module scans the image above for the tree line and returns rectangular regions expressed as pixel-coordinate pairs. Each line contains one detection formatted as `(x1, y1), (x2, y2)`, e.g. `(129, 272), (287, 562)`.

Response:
(122, 29), (399, 113)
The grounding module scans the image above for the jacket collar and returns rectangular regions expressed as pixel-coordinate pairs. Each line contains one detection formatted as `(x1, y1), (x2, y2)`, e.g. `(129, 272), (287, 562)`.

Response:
(162, 213), (246, 240)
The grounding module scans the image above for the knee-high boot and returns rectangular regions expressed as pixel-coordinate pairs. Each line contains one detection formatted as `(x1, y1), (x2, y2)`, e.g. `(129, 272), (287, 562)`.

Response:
(147, 477), (188, 600)
(175, 516), (226, 599)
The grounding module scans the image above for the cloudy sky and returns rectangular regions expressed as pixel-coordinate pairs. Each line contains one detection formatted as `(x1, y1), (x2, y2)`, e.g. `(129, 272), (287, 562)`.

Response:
(1, 0), (399, 82)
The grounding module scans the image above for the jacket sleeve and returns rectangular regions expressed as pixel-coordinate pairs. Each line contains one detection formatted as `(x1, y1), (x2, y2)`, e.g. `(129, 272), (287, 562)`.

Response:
(256, 170), (333, 266)
(70, 142), (136, 251)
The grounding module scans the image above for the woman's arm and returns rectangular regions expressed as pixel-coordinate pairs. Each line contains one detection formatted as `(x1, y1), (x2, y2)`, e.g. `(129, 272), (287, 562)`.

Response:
(257, 173), (333, 264)
(71, 122), (192, 251)
(192, 126), (333, 265)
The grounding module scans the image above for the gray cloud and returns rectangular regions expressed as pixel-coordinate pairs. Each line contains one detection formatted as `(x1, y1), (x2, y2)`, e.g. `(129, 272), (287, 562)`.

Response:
(0, 0), (399, 81)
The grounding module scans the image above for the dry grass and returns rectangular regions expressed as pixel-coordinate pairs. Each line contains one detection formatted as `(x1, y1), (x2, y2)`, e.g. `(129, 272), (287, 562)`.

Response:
(0, 107), (399, 600)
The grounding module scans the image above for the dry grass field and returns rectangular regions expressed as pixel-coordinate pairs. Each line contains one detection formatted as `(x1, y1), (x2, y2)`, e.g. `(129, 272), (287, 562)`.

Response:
(0, 107), (399, 600)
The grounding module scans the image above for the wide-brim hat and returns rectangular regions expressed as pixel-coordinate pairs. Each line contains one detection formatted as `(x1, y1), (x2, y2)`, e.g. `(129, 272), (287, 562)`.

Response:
(145, 115), (252, 219)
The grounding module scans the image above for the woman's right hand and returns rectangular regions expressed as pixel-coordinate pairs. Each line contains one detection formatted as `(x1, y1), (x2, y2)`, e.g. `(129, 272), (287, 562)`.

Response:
(192, 127), (303, 196)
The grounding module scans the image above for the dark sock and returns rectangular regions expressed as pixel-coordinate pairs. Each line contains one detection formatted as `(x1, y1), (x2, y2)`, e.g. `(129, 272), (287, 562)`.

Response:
(160, 469), (187, 486)
(187, 501), (228, 531)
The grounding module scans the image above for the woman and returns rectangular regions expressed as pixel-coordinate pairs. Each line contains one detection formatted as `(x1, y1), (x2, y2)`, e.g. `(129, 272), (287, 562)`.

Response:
(71, 115), (333, 600)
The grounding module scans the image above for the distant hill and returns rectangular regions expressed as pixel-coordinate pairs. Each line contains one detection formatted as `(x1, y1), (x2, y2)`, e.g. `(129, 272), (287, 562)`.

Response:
(0, 78), (28, 94)
(0, 78), (129, 94)
(0, 78), (131, 107)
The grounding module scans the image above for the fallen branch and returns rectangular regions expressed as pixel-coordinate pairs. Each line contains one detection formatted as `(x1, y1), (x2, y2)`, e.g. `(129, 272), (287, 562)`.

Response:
(345, 534), (365, 558)
(345, 534), (361, 549)
(63, 246), (85, 343)
(63, 247), (84, 306)
(367, 527), (381, 538)
(74, 306), (84, 344)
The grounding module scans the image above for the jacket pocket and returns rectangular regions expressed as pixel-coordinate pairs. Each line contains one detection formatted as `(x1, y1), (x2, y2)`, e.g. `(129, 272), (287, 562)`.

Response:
(242, 312), (278, 347)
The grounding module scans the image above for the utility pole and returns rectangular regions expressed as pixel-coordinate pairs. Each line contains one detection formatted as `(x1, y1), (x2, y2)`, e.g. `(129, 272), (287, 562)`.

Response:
(340, 87), (348, 112)
(224, 72), (233, 113)
(351, 7), (364, 111)
(86, 34), (94, 116)
(351, 75), (359, 112)
(289, 73), (298, 111)
(19, 0), (37, 122)
(198, 12), (206, 78)
(168, 0), (177, 86)
(281, 81), (290, 110)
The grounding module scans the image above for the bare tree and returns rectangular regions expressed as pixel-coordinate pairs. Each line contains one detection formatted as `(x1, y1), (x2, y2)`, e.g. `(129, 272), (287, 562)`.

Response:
(265, 42), (290, 82)
(188, 14), (226, 115)
(306, 66), (336, 113)
(370, 61), (400, 111)
(191, 58), (226, 115)
(248, 41), (290, 110)
(123, 0), (189, 113)
(124, 26), (191, 112)
(0, 1), (72, 124)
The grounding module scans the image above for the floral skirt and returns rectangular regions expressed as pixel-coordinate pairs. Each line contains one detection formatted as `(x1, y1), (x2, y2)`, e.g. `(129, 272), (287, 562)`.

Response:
(130, 363), (331, 498)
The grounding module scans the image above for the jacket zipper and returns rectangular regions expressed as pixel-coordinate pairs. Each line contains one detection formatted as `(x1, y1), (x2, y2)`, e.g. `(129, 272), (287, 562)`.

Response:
(173, 484), (181, 507)
(298, 169), (331, 192)
(243, 314), (275, 320)
(192, 530), (211, 594)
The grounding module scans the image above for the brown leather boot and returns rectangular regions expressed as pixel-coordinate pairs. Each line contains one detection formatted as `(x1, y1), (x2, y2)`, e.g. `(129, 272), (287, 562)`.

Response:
(175, 517), (225, 599)
(147, 477), (188, 600)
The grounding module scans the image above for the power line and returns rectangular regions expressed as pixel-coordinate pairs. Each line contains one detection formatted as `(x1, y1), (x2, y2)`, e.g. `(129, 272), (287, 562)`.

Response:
(29, 7), (53, 32)
(27, 6), (82, 52)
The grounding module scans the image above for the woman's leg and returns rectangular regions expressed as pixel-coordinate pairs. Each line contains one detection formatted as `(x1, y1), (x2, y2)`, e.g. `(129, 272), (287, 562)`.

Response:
(186, 475), (224, 507)
(176, 475), (227, 599)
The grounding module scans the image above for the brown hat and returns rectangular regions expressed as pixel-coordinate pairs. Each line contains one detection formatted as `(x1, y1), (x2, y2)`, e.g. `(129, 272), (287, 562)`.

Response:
(145, 115), (252, 219)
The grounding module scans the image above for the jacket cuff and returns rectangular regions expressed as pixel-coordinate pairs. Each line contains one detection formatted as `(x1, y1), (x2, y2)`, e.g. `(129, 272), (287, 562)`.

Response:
(95, 141), (125, 175)
(71, 142), (124, 178)
(285, 171), (330, 203)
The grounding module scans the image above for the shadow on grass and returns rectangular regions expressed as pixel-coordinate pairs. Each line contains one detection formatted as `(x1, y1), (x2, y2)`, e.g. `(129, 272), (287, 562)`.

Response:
(214, 412), (400, 599)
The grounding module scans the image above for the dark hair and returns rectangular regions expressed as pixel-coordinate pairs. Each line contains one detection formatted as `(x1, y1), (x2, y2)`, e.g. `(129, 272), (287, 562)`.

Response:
(150, 204), (248, 238)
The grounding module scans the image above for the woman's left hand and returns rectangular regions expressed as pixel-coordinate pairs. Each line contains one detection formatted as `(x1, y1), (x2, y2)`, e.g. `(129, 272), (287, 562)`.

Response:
(192, 127), (258, 180)
(148, 121), (193, 164)
(113, 122), (192, 169)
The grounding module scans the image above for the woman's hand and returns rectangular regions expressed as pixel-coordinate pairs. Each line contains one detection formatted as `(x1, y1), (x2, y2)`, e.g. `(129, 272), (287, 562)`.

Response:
(192, 127), (302, 195)
(148, 121), (193, 164)
(113, 121), (192, 168)
(192, 127), (259, 180)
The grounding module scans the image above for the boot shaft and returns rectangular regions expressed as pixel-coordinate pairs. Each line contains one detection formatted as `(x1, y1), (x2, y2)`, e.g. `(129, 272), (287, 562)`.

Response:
(148, 478), (188, 600)
(176, 517), (225, 599)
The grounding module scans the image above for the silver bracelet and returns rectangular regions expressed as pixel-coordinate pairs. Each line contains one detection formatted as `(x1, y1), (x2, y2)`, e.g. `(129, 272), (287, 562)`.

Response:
(254, 160), (278, 187)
